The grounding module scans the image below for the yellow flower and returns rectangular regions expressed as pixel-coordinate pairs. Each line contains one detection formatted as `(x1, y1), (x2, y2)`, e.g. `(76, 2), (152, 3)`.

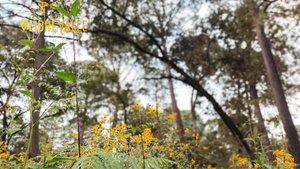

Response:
(236, 157), (247, 165)
(191, 158), (195, 164)
(202, 146), (208, 150)
(167, 113), (176, 121)
(175, 152), (183, 158)
(71, 133), (78, 140)
(133, 103), (140, 109)
(184, 128), (189, 133)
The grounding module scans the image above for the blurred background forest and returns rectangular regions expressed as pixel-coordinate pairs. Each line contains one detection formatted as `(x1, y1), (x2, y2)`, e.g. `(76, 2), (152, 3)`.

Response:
(0, 0), (300, 168)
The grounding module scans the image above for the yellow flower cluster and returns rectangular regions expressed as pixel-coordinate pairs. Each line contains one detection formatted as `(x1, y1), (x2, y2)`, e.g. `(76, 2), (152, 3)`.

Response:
(0, 143), (12, 167)
(166, 113), (176, 121)
(40, 1), (48, 14)
(145, 105), (160, 117)
(192, 133), (199, 140)
(71, 133), (79, 140)
(273, 150), (296, 169)
(230, 154), (250, 168)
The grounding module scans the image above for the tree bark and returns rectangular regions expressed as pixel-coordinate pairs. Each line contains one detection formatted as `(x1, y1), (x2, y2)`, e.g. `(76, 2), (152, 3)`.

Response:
(256, 25), (300, 163)
(29, 0), (47, 158)
(165, 63), (185, 143)
(249, 83), (274, 162)
(191, 89), (197, 132)
(163, 42), (185, 143)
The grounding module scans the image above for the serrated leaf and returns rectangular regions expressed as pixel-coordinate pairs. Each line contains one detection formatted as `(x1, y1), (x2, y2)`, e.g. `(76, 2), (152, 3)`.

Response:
(19, 90), (36, 100)
(55, 43), (66, 51)
(71, 0), (80, 17)
(54, 72), (77, 83)
(37, 48), (52, 52)
(49, 42), (55, 47)
(19, 40), (33, 47)
(51, 5), (71, 19)
(45, 157), (73, 165)
(6, 128), (21, 135)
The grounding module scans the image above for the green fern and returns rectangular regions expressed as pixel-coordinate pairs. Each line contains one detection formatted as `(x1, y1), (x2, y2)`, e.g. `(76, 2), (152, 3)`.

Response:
(70, 151), (181, 169)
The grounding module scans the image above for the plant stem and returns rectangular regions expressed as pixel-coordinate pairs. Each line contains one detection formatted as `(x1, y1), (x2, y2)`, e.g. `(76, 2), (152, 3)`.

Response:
(72, 21), (81, 157)
(23, 110), (34, 169)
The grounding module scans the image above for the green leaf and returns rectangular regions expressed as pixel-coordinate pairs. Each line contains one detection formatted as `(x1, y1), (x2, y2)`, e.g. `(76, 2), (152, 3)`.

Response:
(260, 152), (265, 164)
(262, 164), (272, 169)
(49, 42), (55, 47)
(45, 157), (73, 165)
(37, 48), (52, 52)
(19, 40), (33, 47)
(132, 127), (140, 131)
(19, 90), (35, 100)
(55, 43), (67, 51)
(27, 164), (42, 168)
(272, 115), (280, 128)
(54, 72), (77, 83)
(6, 128), (21, 135)
(71, 0), (80, 17)
(51, 5), (71, 19)
(47, 118), (54, 121)
(11, 61), (17, 65)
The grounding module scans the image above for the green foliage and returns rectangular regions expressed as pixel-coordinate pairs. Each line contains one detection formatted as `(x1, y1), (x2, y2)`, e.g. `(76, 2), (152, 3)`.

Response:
(71, 0), (80, 17)
(50, 6), (71, 19)
(18, 40), (33, 47)
(54, 72), (77, 83)
(70, 151), (179, 169)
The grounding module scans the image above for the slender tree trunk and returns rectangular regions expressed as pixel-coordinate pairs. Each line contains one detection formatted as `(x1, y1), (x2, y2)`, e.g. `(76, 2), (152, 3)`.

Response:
(165, 63), (185, 143)
(162, 42), (185, 143)
(112, 104), (119, 127)
(29, 0), (47, 158)
(255, 25), (300, 163)
(191, 89), (197, 132)
(249, 83), (274, 162)
(1, 110), (7, 142)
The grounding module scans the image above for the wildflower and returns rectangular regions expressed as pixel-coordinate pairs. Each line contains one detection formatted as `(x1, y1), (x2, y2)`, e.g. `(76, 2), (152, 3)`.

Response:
(191, 158), (195, 164)
(167, 113), (176, 121)
(202, 146), (208, 150)
(70, 133), (78, 140)
(236, 157), (247, 165)
(133, 103), (140, 109)
(184, 128), (189, 133)
(40, 1), (48, 13)
(175, 152), (183, 158)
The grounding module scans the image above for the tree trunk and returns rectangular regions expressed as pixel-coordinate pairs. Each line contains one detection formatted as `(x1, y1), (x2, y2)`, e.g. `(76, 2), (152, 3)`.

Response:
(249, 83), (274, 162)
(112, 104), (119, 127)
(29, 1), (47, 158)
(162, 41), (185, 143)
(191, 89), (197, 132)
(165, 63), (185, 143)
(256, 25), (300, 163)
